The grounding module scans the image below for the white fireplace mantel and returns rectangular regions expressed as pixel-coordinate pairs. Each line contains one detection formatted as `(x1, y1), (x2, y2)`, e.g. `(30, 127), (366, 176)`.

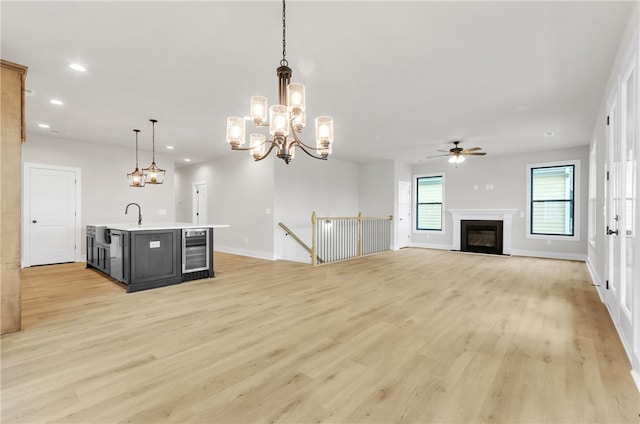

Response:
(448, 209), (517, 254)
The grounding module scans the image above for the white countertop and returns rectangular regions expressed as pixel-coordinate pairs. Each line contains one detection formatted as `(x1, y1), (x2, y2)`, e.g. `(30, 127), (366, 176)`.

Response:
(88, 223), (230, 231)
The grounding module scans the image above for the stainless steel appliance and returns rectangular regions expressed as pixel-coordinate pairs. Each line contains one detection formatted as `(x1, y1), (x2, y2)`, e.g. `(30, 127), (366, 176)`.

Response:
(182, 229), (209, 273)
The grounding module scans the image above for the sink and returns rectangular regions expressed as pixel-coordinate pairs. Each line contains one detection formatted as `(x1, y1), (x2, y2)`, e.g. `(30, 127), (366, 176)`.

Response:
(94, 226), (109, 244)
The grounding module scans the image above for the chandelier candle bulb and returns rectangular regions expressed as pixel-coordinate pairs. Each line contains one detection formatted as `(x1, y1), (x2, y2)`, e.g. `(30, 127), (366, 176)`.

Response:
(250, 96), (268, 124)
(250, 134), (266, 159)
(226, 116), (246, 147)
(293, 110), (306, 131)
(315, 116), (334, 144)
(287, 83), (305, 115)
(269, 105), (289, 136)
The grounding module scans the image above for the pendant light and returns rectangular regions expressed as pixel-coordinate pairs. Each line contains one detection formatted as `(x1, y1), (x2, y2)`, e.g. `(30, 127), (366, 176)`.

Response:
(225, 0), (334, 164)
(127, 129), (146, 187)
(142, 118), (165, 184)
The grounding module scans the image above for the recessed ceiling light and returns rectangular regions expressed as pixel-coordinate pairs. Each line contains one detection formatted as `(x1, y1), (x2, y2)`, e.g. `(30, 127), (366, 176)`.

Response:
(166, 145), (174, 150)
(544, 131), (555, 137)
(49, 99), (64, 105)
(38, 123), (50, 129)
(184, 158), (191, 162)
(69, 63), (86, 72)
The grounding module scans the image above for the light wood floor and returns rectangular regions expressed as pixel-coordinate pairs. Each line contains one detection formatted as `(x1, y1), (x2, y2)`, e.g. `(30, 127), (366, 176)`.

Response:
(2, 249), (638, 423)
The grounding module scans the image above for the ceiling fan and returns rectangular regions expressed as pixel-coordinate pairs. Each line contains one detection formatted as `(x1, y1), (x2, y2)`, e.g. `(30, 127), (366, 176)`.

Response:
(427, 141), (487, 163)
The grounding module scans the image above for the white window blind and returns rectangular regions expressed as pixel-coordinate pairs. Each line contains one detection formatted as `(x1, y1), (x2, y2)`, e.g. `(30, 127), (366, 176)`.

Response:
(416, 176), (443, 231)
(531, 165), (574, 236)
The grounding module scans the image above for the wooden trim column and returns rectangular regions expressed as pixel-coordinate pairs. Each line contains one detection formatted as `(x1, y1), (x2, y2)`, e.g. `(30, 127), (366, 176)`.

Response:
(1, 59), (28, 335)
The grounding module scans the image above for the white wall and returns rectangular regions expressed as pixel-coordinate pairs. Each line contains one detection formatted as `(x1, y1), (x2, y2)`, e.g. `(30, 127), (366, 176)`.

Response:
(587, 2), (640, 389)
(176, 152), (275, 260)
(22, 134), (175, 256)
(273, 156), (360, 263)
(411, 146), (589, 260)
(588, 2), (639, 290)
(359, 160), (395, 216)
(176, 153), (360, 263)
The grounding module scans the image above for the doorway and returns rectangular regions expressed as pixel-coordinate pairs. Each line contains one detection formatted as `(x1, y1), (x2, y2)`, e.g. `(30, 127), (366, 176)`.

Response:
(23, 163), (81, 266)
(192, 181), (208, 225)
(397, 181), (411, 249)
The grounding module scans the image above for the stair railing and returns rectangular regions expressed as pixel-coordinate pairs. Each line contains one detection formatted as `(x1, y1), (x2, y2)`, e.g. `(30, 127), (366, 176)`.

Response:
(311, 211), (393, 266)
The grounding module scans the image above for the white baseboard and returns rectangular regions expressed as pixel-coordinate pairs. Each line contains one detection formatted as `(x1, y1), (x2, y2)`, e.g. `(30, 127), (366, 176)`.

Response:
(409, 242), (453, 250)
(584, 255), (639, 392)
(632, 370), (640, 393)
(409, 244), (587, 262)
(585, 256), (606, 303)
(509, 249), (586, 261)
(214, 246), (275, 261)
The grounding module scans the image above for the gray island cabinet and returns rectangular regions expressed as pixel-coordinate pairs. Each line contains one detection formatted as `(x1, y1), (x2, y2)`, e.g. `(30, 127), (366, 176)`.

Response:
(86, 223), (228, 292)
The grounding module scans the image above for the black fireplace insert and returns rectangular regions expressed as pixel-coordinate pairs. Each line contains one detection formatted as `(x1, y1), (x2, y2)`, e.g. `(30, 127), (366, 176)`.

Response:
(460, 220), (503, 255)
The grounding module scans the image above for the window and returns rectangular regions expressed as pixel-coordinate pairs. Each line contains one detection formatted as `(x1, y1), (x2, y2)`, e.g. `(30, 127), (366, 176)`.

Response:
(526, 160), (580, 240)
(415, 174), (444, 231)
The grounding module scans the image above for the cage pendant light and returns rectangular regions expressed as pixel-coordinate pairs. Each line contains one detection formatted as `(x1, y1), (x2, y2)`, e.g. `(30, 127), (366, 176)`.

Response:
(142, 119), (165, 184)
(127, 129), (146, 187)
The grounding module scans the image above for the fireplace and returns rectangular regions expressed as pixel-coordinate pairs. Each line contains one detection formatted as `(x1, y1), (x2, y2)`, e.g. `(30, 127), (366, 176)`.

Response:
(449, 209), (516, 255)
(460, 220), (503, 255)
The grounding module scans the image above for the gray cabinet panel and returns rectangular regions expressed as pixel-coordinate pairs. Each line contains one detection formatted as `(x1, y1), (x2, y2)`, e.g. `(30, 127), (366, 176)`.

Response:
(128, 229), (181, 292)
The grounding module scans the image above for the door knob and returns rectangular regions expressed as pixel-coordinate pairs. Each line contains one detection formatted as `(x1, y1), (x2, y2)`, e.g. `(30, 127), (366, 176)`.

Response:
(607, 228), (619, 235)
(32, 220), (37, 224)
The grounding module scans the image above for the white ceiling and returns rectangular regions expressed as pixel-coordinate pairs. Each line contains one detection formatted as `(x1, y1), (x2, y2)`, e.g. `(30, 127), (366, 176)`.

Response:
(1, 1), (636, 166)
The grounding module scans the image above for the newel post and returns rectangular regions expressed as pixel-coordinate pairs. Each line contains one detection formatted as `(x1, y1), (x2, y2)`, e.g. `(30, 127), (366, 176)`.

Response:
(357, 211), (363, 257)
(311, 211), (317, 266)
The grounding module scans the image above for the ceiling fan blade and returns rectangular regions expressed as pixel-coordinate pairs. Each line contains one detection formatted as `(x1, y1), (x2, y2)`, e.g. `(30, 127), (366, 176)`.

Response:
(463, 152), (487, 156)
(426, 154), (451, 158)
(461, 147), (482, 153)
(436, 150), (451, 153)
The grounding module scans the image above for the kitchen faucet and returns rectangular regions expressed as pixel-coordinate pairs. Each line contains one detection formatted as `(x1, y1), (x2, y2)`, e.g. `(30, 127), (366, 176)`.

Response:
(125, 202), (142, 225)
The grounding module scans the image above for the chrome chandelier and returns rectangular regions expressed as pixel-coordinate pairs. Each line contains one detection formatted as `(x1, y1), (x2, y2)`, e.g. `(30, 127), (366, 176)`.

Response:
(226, 0), (334, 164)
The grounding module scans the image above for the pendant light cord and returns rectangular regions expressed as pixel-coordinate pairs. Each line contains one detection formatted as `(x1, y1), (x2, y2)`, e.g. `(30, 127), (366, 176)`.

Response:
(280, 0), (287, 67)
(135, 131), (139, 167)
(150, 119), (157, 163)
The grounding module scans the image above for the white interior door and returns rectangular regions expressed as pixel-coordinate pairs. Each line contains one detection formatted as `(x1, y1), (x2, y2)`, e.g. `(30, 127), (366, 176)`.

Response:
(605, 54), (637, 350)
(397, 181), (411, 248)
(606, 94), (621, 320)
(618, 55), (637, 345)
(192, 181), (207, 225)
(24, 164), (80, 266)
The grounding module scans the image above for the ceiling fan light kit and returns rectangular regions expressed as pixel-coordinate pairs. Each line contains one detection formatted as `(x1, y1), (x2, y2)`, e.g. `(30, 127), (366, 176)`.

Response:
(225, 0), (334, 165)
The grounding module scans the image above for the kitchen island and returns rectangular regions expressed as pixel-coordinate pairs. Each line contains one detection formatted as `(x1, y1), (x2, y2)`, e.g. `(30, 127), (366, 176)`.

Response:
(86, 223), (229, 292)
